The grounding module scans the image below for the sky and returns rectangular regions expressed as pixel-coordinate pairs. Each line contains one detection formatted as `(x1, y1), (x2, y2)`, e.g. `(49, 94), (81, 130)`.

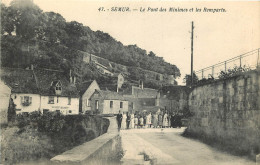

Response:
(2, 0), (260, 84)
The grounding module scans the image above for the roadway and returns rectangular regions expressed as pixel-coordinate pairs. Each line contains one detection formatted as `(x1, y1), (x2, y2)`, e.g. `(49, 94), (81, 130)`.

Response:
(120, 128), (255, 165)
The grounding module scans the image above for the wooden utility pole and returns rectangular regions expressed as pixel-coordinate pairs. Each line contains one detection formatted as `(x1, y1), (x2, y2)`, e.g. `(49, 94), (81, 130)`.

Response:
(191, 21), (194, 87)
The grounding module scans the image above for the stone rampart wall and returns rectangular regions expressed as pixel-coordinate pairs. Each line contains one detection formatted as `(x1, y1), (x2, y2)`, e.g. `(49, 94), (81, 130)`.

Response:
(187, 70), (260, 154)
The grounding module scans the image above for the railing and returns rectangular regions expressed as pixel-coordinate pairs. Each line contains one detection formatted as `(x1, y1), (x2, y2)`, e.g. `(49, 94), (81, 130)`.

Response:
(195, 48), (260, 80)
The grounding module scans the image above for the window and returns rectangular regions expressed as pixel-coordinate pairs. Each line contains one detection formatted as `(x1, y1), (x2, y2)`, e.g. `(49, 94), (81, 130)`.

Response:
(55, 81), (62, 95)
(57, 96), (59, 103)
(95, 100), (99, 110)
(68, 97), (71, 105)
(120, 102), (123, 108)
(87, 99), (90, 106)
(21, 96), (32, 106)
(48, 96), (54, 104)
(56, 110), (60, 113)
(56, 87), (62, 90)
(69, 110), (72, 113)
(110, 101), (113, 108)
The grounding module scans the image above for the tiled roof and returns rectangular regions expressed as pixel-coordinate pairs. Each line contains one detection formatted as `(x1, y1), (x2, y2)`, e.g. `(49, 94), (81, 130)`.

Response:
(99, 84), (117, 92)
(97, 89), (125, 100)
(78, 80), (93, 95)
(0, 68), (79, 97)
(0, 68), (38, 94)
(34, 69), (79, 97)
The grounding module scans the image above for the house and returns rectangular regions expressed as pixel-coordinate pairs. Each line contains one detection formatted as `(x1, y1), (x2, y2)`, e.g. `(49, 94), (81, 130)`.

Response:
(34, 69), (80, 115)
(123, 84), (161, 113)
(1, 68), (41, 114)
(89, 89), (128, 114)
(158, 85), (191, 113)
(1, 67), (80, 115)
(94, 62), (113, 76)
(79, 80), (100, 113)
(0, 80), (11, 124)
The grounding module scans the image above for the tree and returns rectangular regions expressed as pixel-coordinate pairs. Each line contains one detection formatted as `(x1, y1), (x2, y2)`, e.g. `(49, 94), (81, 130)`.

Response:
(1, 4), (16, 35)
(8, 98), (16, 124)
(10, 0), (43, 40)
(44, 12), (68, 45)
(183, 73), (198, 87)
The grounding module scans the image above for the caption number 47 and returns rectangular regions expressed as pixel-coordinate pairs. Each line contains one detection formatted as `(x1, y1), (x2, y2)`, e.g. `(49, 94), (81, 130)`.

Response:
(98, 7), (105, 11)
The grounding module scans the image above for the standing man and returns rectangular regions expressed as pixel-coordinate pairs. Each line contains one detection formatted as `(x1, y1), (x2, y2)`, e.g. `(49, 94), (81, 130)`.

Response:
(116, 110), (123, 131)
(126, 112), (131, 129)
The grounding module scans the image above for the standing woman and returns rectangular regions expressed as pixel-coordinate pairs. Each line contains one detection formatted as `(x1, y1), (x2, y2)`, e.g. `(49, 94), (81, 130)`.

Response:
(131, 113), (135, 129)
(168, 113), (171, 128)
(121, 112), (127, 130)
(139, 115), (144, 128)
(152, 112), (158, 128)
(163, 111), (168, 128)
(147, 112), (152, 128)
(158, 113), (163, 128)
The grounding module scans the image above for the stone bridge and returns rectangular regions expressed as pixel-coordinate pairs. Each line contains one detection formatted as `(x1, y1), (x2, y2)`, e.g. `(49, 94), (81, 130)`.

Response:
(50, 116), (257, 165)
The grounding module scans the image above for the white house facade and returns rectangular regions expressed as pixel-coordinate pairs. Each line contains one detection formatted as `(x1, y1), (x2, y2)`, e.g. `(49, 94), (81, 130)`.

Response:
(1, 68), (80, 115)
(11, 93), (41, 113)
(40, 96), (79, 115)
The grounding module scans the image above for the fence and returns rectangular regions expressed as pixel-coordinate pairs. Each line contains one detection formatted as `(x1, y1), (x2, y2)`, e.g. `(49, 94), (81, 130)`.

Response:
(195, 48), (260, 80)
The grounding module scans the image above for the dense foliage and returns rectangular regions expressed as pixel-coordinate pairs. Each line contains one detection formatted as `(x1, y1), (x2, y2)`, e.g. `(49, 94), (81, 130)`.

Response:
(1, 0), (180, 81)
(2, 111), (109, 164)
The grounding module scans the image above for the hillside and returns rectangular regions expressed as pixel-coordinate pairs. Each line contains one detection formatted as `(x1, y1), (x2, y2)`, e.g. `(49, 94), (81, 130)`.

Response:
(1, 0), (181, 88)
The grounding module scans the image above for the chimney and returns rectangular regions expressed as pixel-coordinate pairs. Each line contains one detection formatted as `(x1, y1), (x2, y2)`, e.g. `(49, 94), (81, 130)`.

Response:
(69, 70), (72, 83)
(73, 76), (76, 85)
(31, 64), (34, 70)
(141, 81), (143, 90)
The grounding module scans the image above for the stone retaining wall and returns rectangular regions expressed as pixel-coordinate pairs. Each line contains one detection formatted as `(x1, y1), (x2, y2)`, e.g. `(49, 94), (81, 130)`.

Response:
(187, 70), (260, 156)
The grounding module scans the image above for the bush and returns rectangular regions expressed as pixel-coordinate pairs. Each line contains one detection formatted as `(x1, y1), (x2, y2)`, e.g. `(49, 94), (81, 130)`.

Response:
(1, 126), (53, 164)
(1, 111), (110, 164)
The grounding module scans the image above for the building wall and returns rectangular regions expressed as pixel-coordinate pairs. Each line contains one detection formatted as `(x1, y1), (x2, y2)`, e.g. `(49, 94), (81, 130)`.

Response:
(103, 100), (128, 114)
(11, 93), (41, 113)
(89, 92), (128, 114)
(0, 81), (11, 124)
(40, 96), (79, 115)
(89, 93), (104, 114)
(187, 70), (260, 151)
(132, 87), (158, 98)
(82, 81), (100, 113)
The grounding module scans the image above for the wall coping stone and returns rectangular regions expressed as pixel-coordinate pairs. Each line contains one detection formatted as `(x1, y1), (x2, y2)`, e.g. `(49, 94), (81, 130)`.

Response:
(50, 117), (118, 163)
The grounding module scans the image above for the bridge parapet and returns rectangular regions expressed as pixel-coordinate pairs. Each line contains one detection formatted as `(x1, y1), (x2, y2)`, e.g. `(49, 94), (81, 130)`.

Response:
(50, 117), (121, 164)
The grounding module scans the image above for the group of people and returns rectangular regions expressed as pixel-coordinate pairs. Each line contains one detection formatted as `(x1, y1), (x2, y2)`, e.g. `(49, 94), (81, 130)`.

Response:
(116, 109), (182, 131)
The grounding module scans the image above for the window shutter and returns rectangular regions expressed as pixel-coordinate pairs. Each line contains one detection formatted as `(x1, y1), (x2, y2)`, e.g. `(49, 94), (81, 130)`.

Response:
(21, 96), (23, 104)
(29, 97), (32, 104)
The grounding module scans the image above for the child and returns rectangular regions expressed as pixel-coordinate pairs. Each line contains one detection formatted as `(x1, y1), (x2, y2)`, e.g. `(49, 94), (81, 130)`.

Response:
(139, 116), (144, 128)
(134, 115), (138, 129)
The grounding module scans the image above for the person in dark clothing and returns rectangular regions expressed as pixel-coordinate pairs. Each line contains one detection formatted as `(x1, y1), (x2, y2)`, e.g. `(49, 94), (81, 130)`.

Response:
(116, 110), (123, 131)
(176, 113), (182, 128)
(126, 112), (131, 129)
(171, 113), (177, 128)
